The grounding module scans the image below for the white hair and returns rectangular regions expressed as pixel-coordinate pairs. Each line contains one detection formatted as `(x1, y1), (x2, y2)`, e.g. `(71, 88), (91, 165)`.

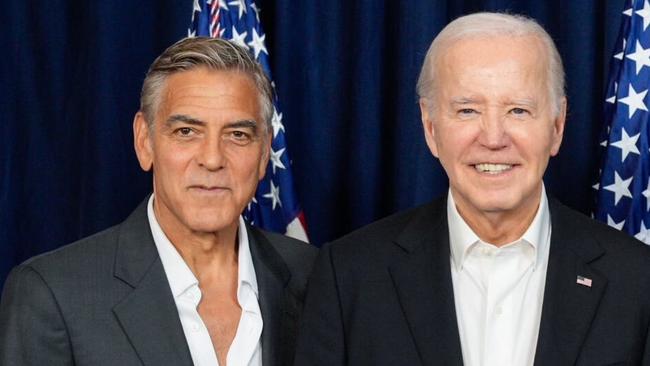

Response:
(416, 12), (565, 116)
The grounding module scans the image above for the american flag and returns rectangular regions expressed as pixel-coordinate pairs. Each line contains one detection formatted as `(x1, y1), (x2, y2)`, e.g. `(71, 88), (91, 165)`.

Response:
(188, 0), (308, 242)
(594, 0), (650, 244)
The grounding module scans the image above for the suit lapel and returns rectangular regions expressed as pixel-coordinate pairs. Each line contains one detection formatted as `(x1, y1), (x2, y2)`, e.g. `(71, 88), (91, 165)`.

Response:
(534, 199), (607, 365)
(111, 199), (193, 366)
(389, 199), (464, 366)
(247, 225), (294, 366)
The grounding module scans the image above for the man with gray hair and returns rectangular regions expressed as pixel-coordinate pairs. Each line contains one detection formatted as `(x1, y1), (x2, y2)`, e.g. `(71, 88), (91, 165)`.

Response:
(294, 12), (650, 365)
(0, 37), (316, 366)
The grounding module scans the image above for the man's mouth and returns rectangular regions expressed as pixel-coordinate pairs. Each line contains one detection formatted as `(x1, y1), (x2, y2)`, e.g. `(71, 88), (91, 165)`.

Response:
(473, 163), (513, 175)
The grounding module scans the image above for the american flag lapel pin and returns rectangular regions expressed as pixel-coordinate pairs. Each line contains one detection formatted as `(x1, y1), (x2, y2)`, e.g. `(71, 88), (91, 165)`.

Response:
(576, 275), (593, 288)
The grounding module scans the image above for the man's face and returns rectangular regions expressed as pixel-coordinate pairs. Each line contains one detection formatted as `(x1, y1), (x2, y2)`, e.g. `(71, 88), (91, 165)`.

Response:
(420, 35), (565, 221)
(134, 68), (269, 236)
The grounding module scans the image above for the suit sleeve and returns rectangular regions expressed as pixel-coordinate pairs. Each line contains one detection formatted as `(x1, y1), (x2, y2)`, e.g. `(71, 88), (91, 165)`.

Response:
(293, 244), (346, 366)
(0, 264), (74, 365)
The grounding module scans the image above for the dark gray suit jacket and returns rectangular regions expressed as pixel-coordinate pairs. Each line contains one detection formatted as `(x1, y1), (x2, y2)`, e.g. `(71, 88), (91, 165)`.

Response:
(0, 198), (317, 366)
(294, 196), (650, 366)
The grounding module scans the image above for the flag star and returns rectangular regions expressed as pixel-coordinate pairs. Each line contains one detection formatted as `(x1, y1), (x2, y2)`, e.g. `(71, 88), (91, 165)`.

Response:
(193, 0), (202, 12)
(263, 180), (282, 210)
(600, 139), (608, 147)
(636, 221), (650, 244)
(606, 82), (618, 104)
(592, 181), (600, 190)
(188, 28), (196, 38)
(248, 28), (268, 59)
(637, 0), (650, 31)
(624, 7), (633, 16)
(604, 171), (634, 205)
(619, 84), (648, 118)
(610, 127), (640, 161)
(218, 0), (229, 10)
(607, 215), (625, 230)
(643, 178), (650, 211)
(271, 109), (285, 137)
(270, 147), (286, 174)
(247, 196), (258, 211)
(231, 27), (249, 49)
(251, 3), (261, 22)
(626, 41), (650, 74)
(228, 0), (247, 19)
(615, 39), (626, 60)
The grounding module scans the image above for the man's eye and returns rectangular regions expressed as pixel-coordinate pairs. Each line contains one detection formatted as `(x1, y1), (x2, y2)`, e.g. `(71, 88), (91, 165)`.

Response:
(458, 108), (477, 115)
(225, 130), (253, 145)
(511, 107), (529, 115)
(175, 127), (194, 136)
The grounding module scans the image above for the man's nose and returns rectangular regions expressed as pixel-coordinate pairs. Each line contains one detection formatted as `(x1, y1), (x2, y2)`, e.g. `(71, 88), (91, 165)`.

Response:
(477, 111), (509, 150)
(196, 134), (225, 171)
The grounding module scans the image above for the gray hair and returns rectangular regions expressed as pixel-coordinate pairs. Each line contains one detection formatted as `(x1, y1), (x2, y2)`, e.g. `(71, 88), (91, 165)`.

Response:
(140, 37), (274, 133)
(416, 12), (565, 116)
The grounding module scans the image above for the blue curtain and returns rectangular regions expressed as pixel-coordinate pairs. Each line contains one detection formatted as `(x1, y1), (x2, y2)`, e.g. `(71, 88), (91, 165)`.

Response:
(0, 0), (625, 288)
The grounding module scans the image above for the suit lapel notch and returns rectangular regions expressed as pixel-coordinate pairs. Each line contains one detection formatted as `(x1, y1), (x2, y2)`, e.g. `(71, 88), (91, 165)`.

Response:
(248, 225), (294, 366)
(535, 199), (608, 365)
(389, 200), (464, 365)
(111, 197), (193, 365)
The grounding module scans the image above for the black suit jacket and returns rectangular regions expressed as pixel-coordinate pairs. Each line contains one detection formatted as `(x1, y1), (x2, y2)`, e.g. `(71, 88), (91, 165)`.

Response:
(0, 198), (317, 366)
(294, 196), (650, 366)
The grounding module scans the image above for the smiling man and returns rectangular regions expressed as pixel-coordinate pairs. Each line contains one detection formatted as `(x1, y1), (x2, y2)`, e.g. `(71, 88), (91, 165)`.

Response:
(294, 13), (650, 366)
(0, 37), (316, 366)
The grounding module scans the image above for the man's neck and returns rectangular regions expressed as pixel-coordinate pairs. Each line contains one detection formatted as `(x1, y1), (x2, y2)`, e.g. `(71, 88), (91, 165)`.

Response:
(153, 203), (240, 278)
(452, 189), (542, 247)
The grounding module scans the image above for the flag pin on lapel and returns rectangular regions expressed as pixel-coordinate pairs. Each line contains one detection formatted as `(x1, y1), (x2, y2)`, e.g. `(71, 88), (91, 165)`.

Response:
(576, 275), (592, 287)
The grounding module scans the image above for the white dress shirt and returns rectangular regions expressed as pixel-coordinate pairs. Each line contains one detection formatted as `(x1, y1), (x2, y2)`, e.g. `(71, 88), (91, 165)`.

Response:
(448, 188), (551, 366)
(147, 196), (263, 366)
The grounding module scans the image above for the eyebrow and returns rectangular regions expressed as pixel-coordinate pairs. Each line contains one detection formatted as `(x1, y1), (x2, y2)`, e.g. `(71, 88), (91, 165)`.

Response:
(225, 120), (258, 131)
(450, 97), (483, 105)
(166, 114), (205, 126)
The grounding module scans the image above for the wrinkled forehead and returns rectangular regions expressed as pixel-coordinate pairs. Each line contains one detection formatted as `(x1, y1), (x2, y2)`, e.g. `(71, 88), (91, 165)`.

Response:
(434, 35), (551, 100)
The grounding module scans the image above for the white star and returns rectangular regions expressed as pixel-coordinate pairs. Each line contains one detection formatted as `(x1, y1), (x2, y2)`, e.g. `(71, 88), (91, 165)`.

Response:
(270, 147), (286, 174)
(600, 139), (608, 147)
(247, 196), (258, 211)
(626, 41), (650, 74)
(637, 0), (650, 31)
(604, 171), (634, 205)
(636, 221), (650, 244)
(228, 0), (247, 19)
(219, 0), (229, 10)
(193, 0), (201, 12)
(230, 27), (248, 49)
(619, 84), (648, 118)
(606, 82), (618, 104)
(643, 178), (650, 211)
(607, 215), (625, 230)
(624, 6), (633, 16)
(592, 182), (600, 190)
(610, 127), (640, 162)
(251, 3), (261, 22)
(271, 108), (285, 137)
(615, 38), (627, 60)
(263, 180), (282, 210)
(248, 28), (268, 59)
(188, 28), (196, 38)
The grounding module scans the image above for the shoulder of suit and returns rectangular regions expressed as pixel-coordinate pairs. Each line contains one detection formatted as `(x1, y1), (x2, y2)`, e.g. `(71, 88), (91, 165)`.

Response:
(326, 197), (446, 252)
(19, 223), (122, 279)
(249, 226), (317, 275)
(550, 197), (650, 265)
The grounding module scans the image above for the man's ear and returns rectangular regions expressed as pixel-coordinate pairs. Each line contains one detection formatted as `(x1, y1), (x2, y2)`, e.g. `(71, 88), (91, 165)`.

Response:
(257, 130), (272, 180)
(133, 112), (154, 171)
(419, 99), (439, 157)
(550, 97), (567, 157)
